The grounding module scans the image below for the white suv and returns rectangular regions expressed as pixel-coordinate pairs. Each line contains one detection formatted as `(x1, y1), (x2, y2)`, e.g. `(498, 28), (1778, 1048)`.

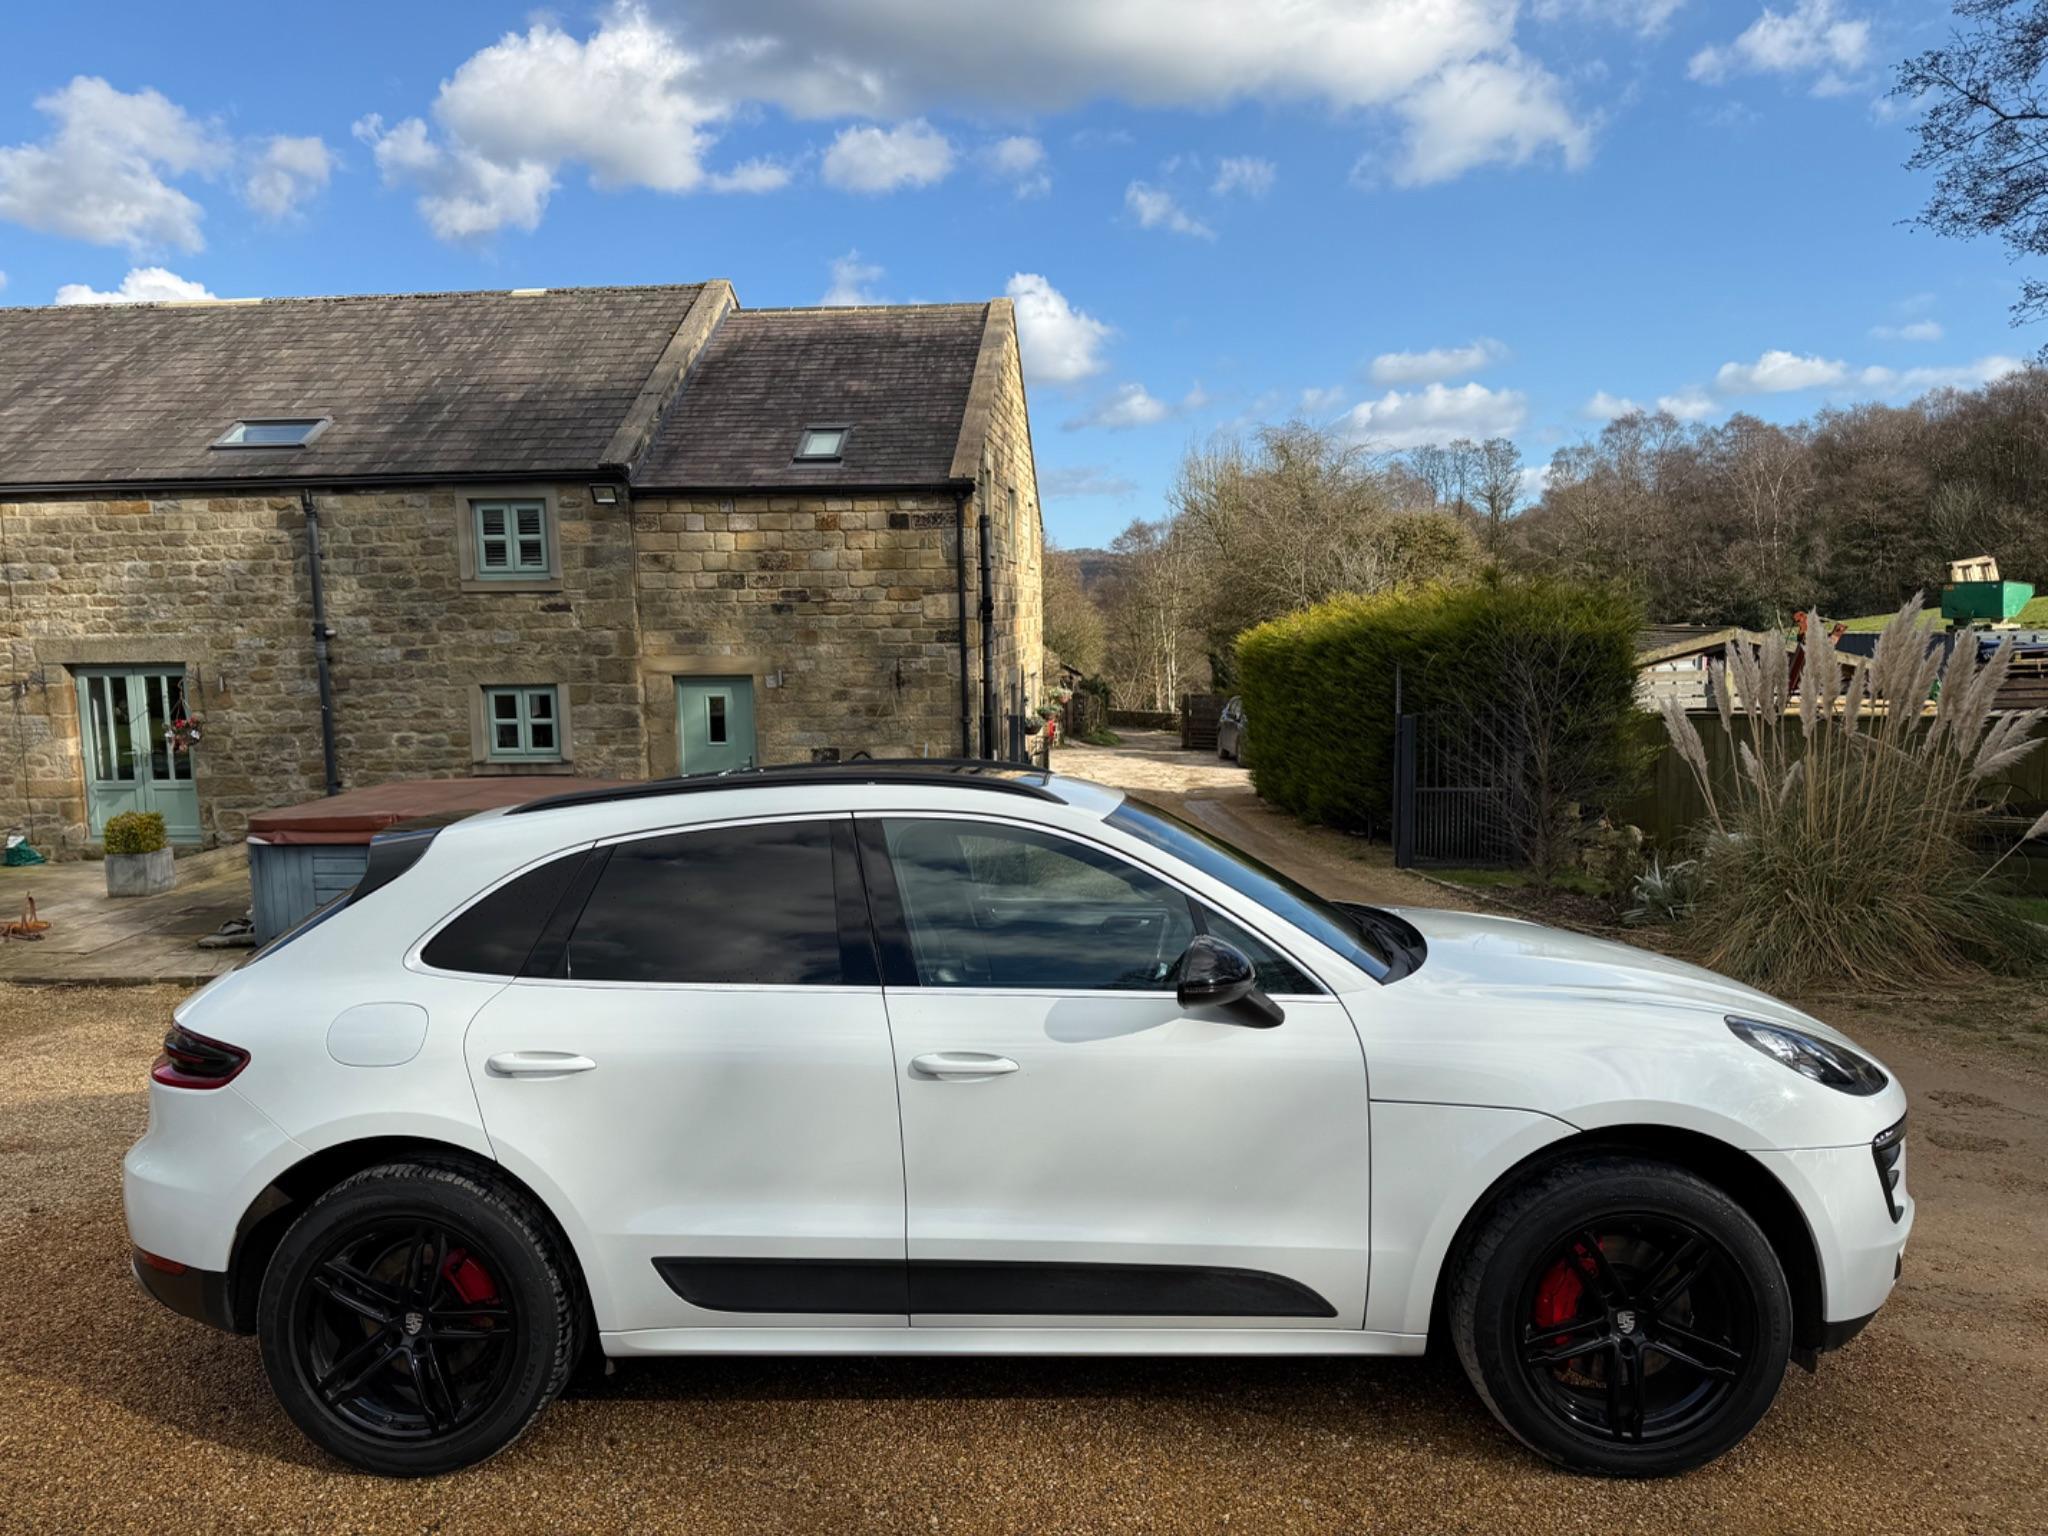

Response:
(124, 763), (1911, 1478)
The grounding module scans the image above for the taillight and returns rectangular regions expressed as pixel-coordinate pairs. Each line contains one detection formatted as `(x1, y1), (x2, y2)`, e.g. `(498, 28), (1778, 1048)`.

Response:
(151, 1025), (250, 1089)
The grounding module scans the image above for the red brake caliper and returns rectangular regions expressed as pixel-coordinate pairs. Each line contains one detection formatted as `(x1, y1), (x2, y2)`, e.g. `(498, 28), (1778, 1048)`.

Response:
(440, 1247), (501, 1327)
(1532, 1246), (1591, 1363)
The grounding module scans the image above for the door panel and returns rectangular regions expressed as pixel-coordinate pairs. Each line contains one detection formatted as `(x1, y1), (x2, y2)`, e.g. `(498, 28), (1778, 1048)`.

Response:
(76, 667), (200, 841)
(882, 989), (1370, 1327)
(466, 981), (906, 1331)
(459, 814), (906, 1331)
(676, 676), (756, 775)
(865, 814), (1372, 1329)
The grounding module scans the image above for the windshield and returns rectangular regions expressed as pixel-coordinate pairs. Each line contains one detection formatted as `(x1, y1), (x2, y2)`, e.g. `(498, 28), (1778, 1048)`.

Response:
(1108, 796), (1407, 982)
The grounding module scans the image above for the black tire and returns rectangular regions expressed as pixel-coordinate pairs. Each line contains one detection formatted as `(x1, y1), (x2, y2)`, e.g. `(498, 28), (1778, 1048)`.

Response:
(257, 1161), (577, 1476)
(1449, 1156), (1792, 1477)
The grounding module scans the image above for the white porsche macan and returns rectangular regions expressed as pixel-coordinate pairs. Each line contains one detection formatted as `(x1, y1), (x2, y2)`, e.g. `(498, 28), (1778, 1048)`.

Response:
(123, 763), (1912, 1478)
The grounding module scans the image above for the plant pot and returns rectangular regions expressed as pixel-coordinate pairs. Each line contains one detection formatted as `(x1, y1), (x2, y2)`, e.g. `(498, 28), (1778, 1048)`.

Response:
(106, 847), (176, 898)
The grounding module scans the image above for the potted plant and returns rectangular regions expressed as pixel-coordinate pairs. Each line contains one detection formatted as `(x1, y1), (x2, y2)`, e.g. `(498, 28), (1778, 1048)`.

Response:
(104, 810), (175, 897)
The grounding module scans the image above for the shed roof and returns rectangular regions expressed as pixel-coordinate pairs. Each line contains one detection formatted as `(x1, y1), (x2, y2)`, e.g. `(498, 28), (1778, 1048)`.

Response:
(632, 304), (990, 490)
(0, 285), (706, 489)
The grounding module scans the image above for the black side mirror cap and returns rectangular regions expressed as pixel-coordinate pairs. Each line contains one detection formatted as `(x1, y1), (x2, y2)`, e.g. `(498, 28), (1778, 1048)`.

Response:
(1175, 936), (1284, 1028)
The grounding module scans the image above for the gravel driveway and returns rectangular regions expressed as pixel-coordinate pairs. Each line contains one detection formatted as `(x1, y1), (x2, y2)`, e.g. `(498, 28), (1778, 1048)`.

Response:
(4, 746), (2046, 1532)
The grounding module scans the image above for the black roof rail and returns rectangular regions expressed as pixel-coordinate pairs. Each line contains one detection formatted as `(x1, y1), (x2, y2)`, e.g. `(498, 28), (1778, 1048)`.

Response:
(505, 758), (1058, 817)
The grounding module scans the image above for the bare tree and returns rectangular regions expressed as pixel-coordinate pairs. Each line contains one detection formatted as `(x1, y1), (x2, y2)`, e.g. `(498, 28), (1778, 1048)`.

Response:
(1897, 1), (2048, 334)
(1474, 437), (1524, 552)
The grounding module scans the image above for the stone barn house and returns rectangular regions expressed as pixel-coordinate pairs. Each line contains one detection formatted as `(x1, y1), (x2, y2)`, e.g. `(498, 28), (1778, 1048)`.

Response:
(0, 282), (1044, 855)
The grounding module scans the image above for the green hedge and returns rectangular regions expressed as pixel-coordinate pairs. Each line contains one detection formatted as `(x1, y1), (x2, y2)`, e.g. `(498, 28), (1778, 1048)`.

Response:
(103, 810), (168, 855)
(1237, 577), (1646, 848)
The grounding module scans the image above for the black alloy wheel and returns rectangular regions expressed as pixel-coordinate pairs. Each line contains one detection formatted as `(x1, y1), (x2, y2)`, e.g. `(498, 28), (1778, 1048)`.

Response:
(294, 1218), (519, 1442)
(258, 1162), (577, 1476)
(1516, 1214), (1755, 1445)
(1451, 1156), (1792, 1477)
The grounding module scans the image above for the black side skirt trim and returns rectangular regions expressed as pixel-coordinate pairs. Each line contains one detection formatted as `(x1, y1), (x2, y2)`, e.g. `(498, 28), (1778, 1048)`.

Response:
(655, 1257), (1337, 1319)
(656, 1258), (909, 1315)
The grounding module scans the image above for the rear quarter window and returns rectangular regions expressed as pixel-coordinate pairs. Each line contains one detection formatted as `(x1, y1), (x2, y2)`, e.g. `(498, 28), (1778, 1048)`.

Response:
(421, 852), (587, 976)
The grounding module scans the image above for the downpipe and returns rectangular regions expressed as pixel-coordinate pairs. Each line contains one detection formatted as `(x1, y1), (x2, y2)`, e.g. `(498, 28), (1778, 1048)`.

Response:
(301, 489), (342, 796)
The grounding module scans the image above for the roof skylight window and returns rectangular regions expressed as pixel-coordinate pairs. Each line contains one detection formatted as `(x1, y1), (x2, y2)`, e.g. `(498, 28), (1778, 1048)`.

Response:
(795, 425), (848, 461)
(212, 418), (329, 449)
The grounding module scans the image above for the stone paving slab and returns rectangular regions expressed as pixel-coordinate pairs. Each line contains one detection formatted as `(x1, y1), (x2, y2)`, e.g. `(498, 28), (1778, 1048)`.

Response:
(0, 845), (251, 986)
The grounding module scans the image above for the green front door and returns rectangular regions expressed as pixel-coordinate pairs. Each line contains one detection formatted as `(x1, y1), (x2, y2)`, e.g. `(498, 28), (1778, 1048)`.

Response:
(76, 667), (201, 843)
(676, 676), (756, 775)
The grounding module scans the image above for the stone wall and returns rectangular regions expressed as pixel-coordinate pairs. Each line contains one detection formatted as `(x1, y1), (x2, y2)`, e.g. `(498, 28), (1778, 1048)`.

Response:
(0, 482), (643, 853)
(0, 311), (1046, 855)
(0, 493), (317, 853)
(631, 491), (972, 768)
(968, 307), (1047, 753)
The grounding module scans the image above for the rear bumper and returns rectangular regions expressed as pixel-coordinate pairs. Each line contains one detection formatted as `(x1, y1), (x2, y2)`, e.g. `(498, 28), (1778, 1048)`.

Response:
(132, 1249), (237, 1332)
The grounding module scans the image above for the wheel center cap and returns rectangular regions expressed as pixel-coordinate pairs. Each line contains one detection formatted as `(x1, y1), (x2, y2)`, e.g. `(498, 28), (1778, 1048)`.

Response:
(1614, 1309), (1637, 1335)
(403, 1310), (425, 1337)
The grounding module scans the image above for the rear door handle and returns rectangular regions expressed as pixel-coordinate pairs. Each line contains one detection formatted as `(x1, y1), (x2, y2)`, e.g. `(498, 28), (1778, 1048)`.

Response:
(911, 1051), (1018, 1079)
(486, 1051), (596, 1078)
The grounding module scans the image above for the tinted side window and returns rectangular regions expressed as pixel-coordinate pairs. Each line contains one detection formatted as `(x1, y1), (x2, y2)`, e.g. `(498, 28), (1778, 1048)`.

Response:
(881, 819), (1195, 990)
(566, 820), (851, 985)
(423, 852), (585, 975)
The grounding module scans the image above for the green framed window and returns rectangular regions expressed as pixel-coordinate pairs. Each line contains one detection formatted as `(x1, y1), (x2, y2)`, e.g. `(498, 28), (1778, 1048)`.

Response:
(484, 686), (562, 761)
(473, 500), (549, 578)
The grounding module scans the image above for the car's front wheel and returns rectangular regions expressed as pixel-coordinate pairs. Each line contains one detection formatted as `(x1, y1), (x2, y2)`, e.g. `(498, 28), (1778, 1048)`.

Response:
(1450, 1155), (1792, 1477)
(257, 1161), (577, 1476)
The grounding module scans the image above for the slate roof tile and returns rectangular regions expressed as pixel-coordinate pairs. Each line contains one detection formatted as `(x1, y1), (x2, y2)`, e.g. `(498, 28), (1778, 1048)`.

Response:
(0, 286), (703, 487)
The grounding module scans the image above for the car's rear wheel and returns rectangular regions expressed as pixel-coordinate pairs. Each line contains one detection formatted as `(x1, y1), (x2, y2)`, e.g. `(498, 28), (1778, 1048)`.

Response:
(257, 1161), (577, 1476)
(1450, 1156), (1792, 1477)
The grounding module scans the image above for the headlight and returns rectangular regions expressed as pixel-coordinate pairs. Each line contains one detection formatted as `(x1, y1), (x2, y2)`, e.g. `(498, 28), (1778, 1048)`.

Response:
(1726, 1016), (1888, 1096)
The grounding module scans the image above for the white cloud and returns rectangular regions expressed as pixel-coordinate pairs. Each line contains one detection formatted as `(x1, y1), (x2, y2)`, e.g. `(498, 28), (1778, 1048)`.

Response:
(1585, 390), (1642, 419)
(1041, 465), (1139, 499)
(53, 266), (220, 305)
(355, 114), (554, 240)
(0, 271), (7, 293)
(1857, 356), (2025, 394)
(708, 157), (795, 193)
(1689, 0), (1871, 92)
(1125, 180), (1214, 238)
(1300, 384), (1347, 414)
(243, 134), (333, 219)
(1067, 382), (1173, 430)
(362, 0), (1604, 239)
(1369, 337), (1508, 386)
(436, 7), (726, 190)
(1870, 319), (1943, 342)
(1657, 389), (1719, 421)
(1390, 55), (1593, 185)
(354, 5), (796, 237)
(1006, 272), (1113, 385)
(1714, 348), (1849, 393)
(985, 135), (1050, 197)
(0, 77), (227, 252)
(822, 249), (885, 306)
(1337, 381), (1528, 450)
(1212, 155), (1276, 197)
(1531, 0), (1687, 37)
(685, 0), (1555, 143)
(822, 119), (954, 192)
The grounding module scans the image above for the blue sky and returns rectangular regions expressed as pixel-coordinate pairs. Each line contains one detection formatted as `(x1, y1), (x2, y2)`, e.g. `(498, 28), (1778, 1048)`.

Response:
(0, 1), (2027, 546)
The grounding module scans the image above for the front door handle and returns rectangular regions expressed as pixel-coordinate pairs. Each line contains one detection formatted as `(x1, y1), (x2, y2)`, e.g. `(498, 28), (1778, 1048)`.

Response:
(911, 1051), (1018, 1079)
(487, 1051), (596, 1078)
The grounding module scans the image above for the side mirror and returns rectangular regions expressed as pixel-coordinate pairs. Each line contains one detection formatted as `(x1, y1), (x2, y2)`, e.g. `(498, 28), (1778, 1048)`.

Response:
(1175, 936), (1284, 1028)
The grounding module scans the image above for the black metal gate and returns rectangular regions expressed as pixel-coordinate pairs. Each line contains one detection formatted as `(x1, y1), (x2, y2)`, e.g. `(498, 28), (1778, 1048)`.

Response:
(1393, 712), (1513, 868)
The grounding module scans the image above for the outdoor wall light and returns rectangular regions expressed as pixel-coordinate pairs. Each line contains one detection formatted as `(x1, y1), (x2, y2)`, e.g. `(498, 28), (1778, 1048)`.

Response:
(588, 484), (621, 506)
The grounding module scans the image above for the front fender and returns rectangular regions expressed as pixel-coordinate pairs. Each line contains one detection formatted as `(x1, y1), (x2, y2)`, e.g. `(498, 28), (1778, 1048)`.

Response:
(1364, 1101), (1575, 1334)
